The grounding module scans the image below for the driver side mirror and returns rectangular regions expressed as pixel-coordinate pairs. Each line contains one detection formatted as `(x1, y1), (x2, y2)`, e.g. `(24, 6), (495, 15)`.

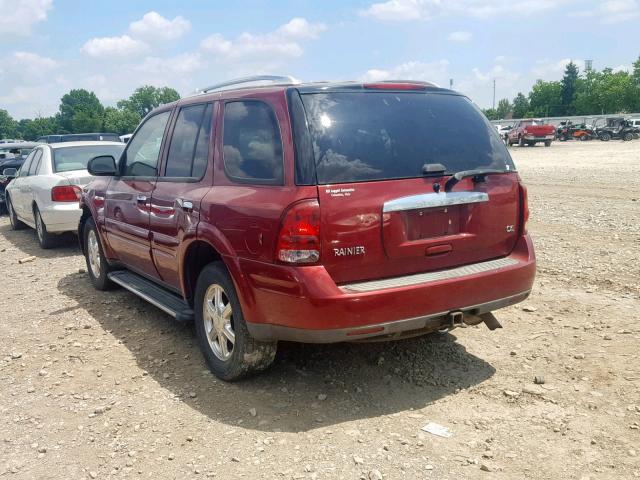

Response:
(88, 155), (117, 176)
(2, 168), (17, 178)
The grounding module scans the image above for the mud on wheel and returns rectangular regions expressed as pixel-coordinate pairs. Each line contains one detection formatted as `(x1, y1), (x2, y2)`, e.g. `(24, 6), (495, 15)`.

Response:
(194, 262), (277, 381)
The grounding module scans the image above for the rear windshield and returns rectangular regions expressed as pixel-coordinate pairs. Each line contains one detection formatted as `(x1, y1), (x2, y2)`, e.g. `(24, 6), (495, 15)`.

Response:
(300, 92), (514, 184)
(53, 145), (125, 173)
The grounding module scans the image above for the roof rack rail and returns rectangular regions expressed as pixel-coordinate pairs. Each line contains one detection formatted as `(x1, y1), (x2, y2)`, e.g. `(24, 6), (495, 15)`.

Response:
(376, 79), (440, 88)
(190, 75), (300, 96)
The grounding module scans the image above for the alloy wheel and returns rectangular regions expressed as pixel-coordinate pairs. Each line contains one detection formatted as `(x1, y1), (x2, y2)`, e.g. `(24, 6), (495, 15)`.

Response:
(87, 229), (101, 278)
(203, 284), (235, 361)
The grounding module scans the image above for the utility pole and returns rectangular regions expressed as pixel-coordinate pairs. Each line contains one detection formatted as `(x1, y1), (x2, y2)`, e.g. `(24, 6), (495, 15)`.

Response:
(492, 79), (496, 110)
(449, 78), (453, 89)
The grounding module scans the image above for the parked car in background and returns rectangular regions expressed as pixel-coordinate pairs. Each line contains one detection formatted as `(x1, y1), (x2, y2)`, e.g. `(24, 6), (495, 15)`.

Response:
(629, 118), (640, 130)
(594, 117), (639, 141)
(78, 76), (536, 381)
(6, 141), (125, 248)
(495, 124), (512, 144)
(36, 133), (122, 143)
(507, 119), (555, 147)
(556, 121), (595, 141)
(120, 134), (133, 143)
(0, 142), (40, 212)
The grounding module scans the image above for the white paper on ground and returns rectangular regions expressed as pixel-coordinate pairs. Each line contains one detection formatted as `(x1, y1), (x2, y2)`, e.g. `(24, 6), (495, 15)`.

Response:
(421, 422), (453, 438)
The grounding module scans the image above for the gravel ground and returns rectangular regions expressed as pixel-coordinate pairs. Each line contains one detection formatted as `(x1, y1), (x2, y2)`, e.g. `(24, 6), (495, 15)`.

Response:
(1, 140), (639, 479)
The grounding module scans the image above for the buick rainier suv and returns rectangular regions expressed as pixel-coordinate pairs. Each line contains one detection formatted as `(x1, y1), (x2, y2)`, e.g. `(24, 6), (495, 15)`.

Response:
(79, 76), (536, 380)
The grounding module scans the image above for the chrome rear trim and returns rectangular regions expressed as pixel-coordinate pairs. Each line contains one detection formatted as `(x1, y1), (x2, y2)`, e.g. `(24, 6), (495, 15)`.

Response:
(383, 191), (489, 213)
(340, 257), (519, 293)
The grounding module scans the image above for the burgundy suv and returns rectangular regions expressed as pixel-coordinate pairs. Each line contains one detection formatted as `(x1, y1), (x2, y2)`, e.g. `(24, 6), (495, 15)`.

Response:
(79, 76), (536, 380)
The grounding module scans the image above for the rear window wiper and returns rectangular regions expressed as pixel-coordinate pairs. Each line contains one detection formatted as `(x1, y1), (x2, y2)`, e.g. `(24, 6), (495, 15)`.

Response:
(444, 168), (508, 192)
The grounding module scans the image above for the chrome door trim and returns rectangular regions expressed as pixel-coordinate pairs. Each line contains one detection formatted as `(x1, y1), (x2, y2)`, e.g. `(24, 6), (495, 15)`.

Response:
(383, 191), (489, 213)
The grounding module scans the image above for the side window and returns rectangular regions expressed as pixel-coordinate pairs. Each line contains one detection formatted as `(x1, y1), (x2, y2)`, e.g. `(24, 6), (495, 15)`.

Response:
(29, 150), (43, 176)
(122, 111), (171, 177)
(164, 103), (213, 178)
(223, 101), (283, 185)
(19, 152), (35, 177)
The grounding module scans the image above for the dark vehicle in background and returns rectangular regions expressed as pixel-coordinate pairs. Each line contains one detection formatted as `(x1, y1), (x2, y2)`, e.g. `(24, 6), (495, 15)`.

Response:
(36, 133), (122, 143)
(0, 142), (40, 211)
(507, 119), (555, 147)
(556, 121), (595, 141)
(78, 76), (535, 381)
(594, 117), (639, 141)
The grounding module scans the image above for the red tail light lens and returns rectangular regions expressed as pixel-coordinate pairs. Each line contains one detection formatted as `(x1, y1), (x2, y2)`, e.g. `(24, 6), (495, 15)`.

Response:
(519, 183), (529, 234)
(51, 185), (82, 202)
(276, 199), (321, 264)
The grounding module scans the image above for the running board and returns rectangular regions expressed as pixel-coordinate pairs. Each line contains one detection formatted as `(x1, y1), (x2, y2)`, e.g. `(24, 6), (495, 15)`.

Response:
(108, 271), (194, 323)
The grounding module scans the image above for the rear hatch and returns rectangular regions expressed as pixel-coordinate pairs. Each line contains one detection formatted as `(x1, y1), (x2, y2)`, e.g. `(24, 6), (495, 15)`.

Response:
(295, 87), (523, 285)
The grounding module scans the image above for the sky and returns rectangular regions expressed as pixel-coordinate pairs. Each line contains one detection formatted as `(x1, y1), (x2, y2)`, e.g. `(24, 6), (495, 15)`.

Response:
(1, 0), (639, 120)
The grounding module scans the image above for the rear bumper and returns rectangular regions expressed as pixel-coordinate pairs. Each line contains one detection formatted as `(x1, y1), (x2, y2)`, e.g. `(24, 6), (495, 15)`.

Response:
(39, 202), (82, 233)
(235, 234), (536, 343)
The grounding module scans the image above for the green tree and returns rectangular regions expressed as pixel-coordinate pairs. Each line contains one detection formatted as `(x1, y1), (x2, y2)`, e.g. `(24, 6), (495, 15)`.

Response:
(0, 109), (19, 138)
(512, 93), (530, 119)
(117, 85), (180, 118)
(528, 81), (563, 117)
(495, 98), (512, 119)
(103, 107), (141, 135)
(632, 54), (640, 85)
(561, 61), (579, 115)
(482, 108), (498, 120)
(57, 89), (104, 133)
(18, 117), (58, 140)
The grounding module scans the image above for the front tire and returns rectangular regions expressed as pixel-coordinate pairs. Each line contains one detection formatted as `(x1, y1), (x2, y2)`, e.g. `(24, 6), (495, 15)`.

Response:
(83, 217), (114, 290)
(599, 132), (611, 142)
(34, 206), (56, 249)
(194, 262), (277, 381)
(6, 196), (25, 230)
(518, 136), (525, 147)
(544, 140), (552, 147)
(623, 132), (633, 141)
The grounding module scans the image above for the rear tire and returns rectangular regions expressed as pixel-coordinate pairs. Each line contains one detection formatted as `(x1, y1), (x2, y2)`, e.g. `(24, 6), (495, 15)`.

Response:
(599, 132), (611, 142)
(579, 134), (588, 141)
(6, 196), (25, 230)
(194, 262), (277, 381)
(34, 206), (56, 249)
(518, 136), (525, 147)
(623, 132), (633, 141)
(83, 217), (115, 290)
(544, 140), (552, 147)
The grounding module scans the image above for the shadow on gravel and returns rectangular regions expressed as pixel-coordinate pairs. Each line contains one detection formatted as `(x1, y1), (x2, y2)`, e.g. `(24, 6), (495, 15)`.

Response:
(0, 222), (79, 259)
(58, 271), (496, 433)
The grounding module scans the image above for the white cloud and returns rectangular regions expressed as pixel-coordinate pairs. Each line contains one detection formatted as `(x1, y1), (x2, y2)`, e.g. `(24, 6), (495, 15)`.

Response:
(362, 60), (450, 85)
(129, 11), (191, 41)
(362, 0), (429, 21)
(81, 34), (149, 58)
(136, 53), (204, 76)
(362, 0), (566, 21)
(275, 17), (327, 39)
(0, 0), (52, 36)
(574, 0), (640, 22)
(448, 31), (472, 43)
(531, 58), (582, 79)
(200, 17), (325, 63)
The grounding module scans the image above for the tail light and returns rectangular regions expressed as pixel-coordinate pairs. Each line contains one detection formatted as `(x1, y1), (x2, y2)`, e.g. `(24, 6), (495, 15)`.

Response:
(518, 182), (529, 234)
(276, 199), (321, 264)
(51, 185), (82, 202)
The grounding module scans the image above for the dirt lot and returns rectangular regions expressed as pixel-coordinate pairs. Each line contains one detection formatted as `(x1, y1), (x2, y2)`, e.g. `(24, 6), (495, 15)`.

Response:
(1, 141), (639, 479)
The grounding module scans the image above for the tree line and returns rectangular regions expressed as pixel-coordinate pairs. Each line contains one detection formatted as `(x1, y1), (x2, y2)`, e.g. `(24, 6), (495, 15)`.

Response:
(484, 55), (640, 120)
(0, 85), (180, 141)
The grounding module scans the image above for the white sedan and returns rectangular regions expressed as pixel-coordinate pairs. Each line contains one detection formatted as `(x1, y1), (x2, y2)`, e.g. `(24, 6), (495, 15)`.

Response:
(5, 141), (125, 248)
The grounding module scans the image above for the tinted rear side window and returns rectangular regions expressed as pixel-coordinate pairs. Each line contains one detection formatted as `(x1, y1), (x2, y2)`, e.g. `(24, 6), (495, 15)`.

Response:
(223, 101), (283, 185)
(165, 103), (212, 178)
(300, 92), (515, 184)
